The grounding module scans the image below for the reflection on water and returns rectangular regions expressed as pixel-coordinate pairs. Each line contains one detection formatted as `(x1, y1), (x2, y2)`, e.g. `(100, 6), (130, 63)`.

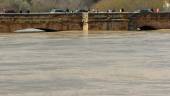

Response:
(0, 30), (170, 96)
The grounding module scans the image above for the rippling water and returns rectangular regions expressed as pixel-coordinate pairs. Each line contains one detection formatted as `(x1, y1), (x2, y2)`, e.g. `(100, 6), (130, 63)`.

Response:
(0, 30), (170, 96)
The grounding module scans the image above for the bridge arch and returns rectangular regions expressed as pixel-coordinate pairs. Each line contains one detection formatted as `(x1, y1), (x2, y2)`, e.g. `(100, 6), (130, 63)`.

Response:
(14, 28), (58, 33)
(36, 28), (57, 32)
(137, 25), (157, 31)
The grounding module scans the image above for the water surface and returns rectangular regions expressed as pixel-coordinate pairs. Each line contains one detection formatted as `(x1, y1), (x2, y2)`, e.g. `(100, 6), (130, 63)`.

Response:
(0, 30), (170, 96)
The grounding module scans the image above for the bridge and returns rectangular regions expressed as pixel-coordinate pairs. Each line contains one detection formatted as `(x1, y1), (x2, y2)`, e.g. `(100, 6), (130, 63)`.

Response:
(0, 12), (170, 32)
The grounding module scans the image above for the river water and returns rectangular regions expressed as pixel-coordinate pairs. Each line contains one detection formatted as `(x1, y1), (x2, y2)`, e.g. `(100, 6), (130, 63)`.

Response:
(0, 30), (170, 96)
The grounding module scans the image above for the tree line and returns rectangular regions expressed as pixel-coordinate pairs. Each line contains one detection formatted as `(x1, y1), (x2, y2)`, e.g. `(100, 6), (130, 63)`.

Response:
(0, 0), (167, 12)
(93, 0), (164, 11)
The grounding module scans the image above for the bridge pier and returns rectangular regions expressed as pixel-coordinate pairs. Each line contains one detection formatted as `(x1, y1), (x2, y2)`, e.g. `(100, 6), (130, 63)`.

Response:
(82, 12), (89, 32)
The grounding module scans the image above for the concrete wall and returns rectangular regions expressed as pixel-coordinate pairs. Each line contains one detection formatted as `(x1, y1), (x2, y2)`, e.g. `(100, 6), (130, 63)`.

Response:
(89, 12), (170, 31)
(0, 13), (83, 32)
(128, 13), (170, 30)
(88, 13), (130, 31)
(0, 12), (170, 32)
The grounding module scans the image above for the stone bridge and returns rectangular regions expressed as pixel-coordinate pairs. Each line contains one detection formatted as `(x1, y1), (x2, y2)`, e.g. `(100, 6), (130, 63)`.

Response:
(0, 12), (170, 32)
(88, 12), (170, 31)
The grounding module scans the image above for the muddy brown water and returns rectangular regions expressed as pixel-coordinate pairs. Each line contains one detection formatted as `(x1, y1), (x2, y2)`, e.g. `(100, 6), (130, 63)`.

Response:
(0, 30), (170, 96)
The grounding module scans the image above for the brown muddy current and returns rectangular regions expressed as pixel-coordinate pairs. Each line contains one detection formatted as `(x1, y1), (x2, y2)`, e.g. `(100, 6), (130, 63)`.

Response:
(0, 30), (170, 96)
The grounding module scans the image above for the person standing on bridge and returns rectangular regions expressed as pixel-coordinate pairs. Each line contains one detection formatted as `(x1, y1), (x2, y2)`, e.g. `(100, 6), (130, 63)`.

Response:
(20, 10), (23, 13)
(66, 8), (69, 12)
(112, 9), (115, 12)
(120, 8), (124, 12)
(151, 8), (154, 12)
(156, 8), (160, 13)
(26, 10), (30, 13)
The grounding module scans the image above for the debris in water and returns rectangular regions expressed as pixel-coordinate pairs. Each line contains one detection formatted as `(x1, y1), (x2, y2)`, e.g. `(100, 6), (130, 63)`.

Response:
(15, 28), (45, 33)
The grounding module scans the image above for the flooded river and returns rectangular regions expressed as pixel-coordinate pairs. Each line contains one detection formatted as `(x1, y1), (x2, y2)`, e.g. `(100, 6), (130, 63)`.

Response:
(0, 30), (170, 96)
